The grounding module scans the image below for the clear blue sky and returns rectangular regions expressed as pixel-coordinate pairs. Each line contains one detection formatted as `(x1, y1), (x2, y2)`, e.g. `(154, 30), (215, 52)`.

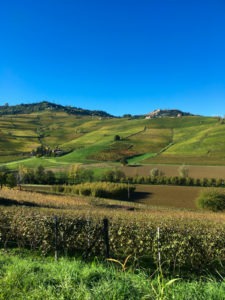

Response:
(0, 0), (224, 116)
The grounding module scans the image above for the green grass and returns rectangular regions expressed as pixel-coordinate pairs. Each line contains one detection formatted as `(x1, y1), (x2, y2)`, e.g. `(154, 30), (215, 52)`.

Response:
(0, 250), (225, 300)
(128, 152), (157, 164)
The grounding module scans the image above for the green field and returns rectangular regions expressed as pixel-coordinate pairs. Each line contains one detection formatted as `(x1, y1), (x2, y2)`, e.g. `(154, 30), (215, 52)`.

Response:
(1, 250), (225, 300)
(1, 110), (225, 170)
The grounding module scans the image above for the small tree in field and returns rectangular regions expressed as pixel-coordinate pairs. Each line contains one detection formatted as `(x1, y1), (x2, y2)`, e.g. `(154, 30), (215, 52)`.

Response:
(196, 188), (225, 211)
(150, 168), (163, 177)
(120, 157), (128, 166)
(6, 173), (17, 188)
(178, 165), (189, 178)
(114, 135), (121, 141)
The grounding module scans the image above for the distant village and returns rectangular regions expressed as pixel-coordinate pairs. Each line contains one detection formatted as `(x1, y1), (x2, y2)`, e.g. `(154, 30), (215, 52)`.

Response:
(145, 109), (192, 119)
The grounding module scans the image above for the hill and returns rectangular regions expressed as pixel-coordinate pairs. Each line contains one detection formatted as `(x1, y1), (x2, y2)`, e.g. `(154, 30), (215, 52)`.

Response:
(0, 101), (113, 118)
(0, 102), (225, 167)
(145, 108), (194, 119)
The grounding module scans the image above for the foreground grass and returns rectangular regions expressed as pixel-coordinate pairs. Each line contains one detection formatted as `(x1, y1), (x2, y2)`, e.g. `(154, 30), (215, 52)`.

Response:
(0, 251), (225, 300)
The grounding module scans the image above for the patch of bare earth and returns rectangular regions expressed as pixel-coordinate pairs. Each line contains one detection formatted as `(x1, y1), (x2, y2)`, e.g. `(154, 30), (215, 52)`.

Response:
(122, 165), (225, 179)
(134, 184), (202, 210)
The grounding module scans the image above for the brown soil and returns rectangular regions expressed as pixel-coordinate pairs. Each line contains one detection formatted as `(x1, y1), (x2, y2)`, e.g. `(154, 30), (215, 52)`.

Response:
(122, 165), (225, 179)
(134, 184), (202, 210)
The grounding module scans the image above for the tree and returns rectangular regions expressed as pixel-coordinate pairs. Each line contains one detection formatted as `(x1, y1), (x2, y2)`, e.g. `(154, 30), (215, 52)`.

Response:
(114, 169), (126, 182)
(178, 165), (189, 178)
(101, 169), (126, 182)
(23, 169), (35, 184)
(17, 164), (28, 185)
(120, 157), (128, 166)
(68, 165), (93, 184)
(196, 188), (225, 211)
(114, 135), (121, 141)
(101, 170), (115, 182)
(6, 173), (17, 188)
(45, 170), (56, 184)
(35, 165), (46, 183)
(0, 166), (9, 188)
(68, 164), (79, 184)
(150, 168), (163, 177)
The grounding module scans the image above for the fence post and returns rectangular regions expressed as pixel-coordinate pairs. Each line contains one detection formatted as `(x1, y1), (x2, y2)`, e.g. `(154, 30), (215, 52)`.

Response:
(157, 227), (161, 268)
(54, 216), (58, 261)
(103, 218), (110, 258)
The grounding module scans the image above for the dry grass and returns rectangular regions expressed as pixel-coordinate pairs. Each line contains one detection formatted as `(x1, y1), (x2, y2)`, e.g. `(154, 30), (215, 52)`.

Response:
(0, 187), (90, 209)
(1, 187), (225, 225)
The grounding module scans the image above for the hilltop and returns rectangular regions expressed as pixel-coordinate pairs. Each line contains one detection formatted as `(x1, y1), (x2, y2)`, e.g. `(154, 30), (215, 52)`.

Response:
(0, 101), (114, 118)
(145, 109), (194, 119)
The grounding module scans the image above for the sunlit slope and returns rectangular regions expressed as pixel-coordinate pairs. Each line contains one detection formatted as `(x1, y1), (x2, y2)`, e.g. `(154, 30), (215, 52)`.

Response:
(0, 111), (225, 166)
(60, 118), (155, 162)
(0, 114), (40, 162)
(145, 117), (225, 164)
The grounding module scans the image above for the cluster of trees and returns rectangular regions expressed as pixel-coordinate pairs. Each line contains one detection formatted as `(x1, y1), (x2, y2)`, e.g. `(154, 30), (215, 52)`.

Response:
(128, 174), (225, 187)
(0, 167), (17, 188)
(17, 165), (56, 185)
(0, 165), (56, 188)
(1, 164), (225, 190)
(196, 188), (225, 211)
(32, 145), (68, 157)
(32, 145), (53, 157)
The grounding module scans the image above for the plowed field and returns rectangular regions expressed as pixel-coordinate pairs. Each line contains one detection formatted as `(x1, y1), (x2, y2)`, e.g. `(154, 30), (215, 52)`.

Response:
(123, 165), (225, 179)
(134, 184), (203, 210)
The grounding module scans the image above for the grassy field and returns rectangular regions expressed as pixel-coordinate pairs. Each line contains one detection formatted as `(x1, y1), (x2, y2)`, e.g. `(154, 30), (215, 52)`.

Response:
(1, 250), (225, 300)
(2, 250), (225, 300)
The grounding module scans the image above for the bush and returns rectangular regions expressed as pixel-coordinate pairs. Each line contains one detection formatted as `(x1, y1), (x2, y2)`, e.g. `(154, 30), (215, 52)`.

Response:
(178, 165), (189, 178)
(196, 188), (225, 211)
(70, 182), (135, 200)
(150, 168), (163, 178)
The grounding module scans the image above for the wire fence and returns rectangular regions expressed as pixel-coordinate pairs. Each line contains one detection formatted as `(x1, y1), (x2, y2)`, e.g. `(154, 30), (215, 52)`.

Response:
(1, 211), (225, 274)
(0, 216), (112, 261)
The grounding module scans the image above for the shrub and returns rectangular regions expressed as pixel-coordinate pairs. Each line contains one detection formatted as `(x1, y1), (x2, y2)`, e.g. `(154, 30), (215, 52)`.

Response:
(114, 135), (121, 141)
(150, 168), (163, 178)
(101, 170), (126, 182)
(178, 165), (189, 178)
(70, 182), (135, 200)
(196, 188), (225, 211)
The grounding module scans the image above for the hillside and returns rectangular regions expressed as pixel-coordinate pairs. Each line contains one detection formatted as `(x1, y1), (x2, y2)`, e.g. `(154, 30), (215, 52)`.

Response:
(0, 102), (225, 167)
(0, 101), (113, 117)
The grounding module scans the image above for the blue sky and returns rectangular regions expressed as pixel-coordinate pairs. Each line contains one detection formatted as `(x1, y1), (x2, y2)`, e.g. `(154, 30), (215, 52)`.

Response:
(0, 0), (224, 116)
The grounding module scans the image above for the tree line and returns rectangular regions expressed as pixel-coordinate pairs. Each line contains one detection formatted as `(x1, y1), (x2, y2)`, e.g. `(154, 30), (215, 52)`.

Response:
(1, 164), (225, 189)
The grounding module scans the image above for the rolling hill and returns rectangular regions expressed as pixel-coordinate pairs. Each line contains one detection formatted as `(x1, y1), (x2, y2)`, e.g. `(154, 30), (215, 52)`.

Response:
(0, 102), (225, 168)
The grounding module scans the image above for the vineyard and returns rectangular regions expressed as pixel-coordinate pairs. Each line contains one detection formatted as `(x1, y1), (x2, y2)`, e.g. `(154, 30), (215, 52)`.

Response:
(1, 188), (225, 275)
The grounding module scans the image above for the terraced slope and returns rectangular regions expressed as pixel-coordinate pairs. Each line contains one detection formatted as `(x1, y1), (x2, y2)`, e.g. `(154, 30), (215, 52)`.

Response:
(0, 108), (224, 167)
